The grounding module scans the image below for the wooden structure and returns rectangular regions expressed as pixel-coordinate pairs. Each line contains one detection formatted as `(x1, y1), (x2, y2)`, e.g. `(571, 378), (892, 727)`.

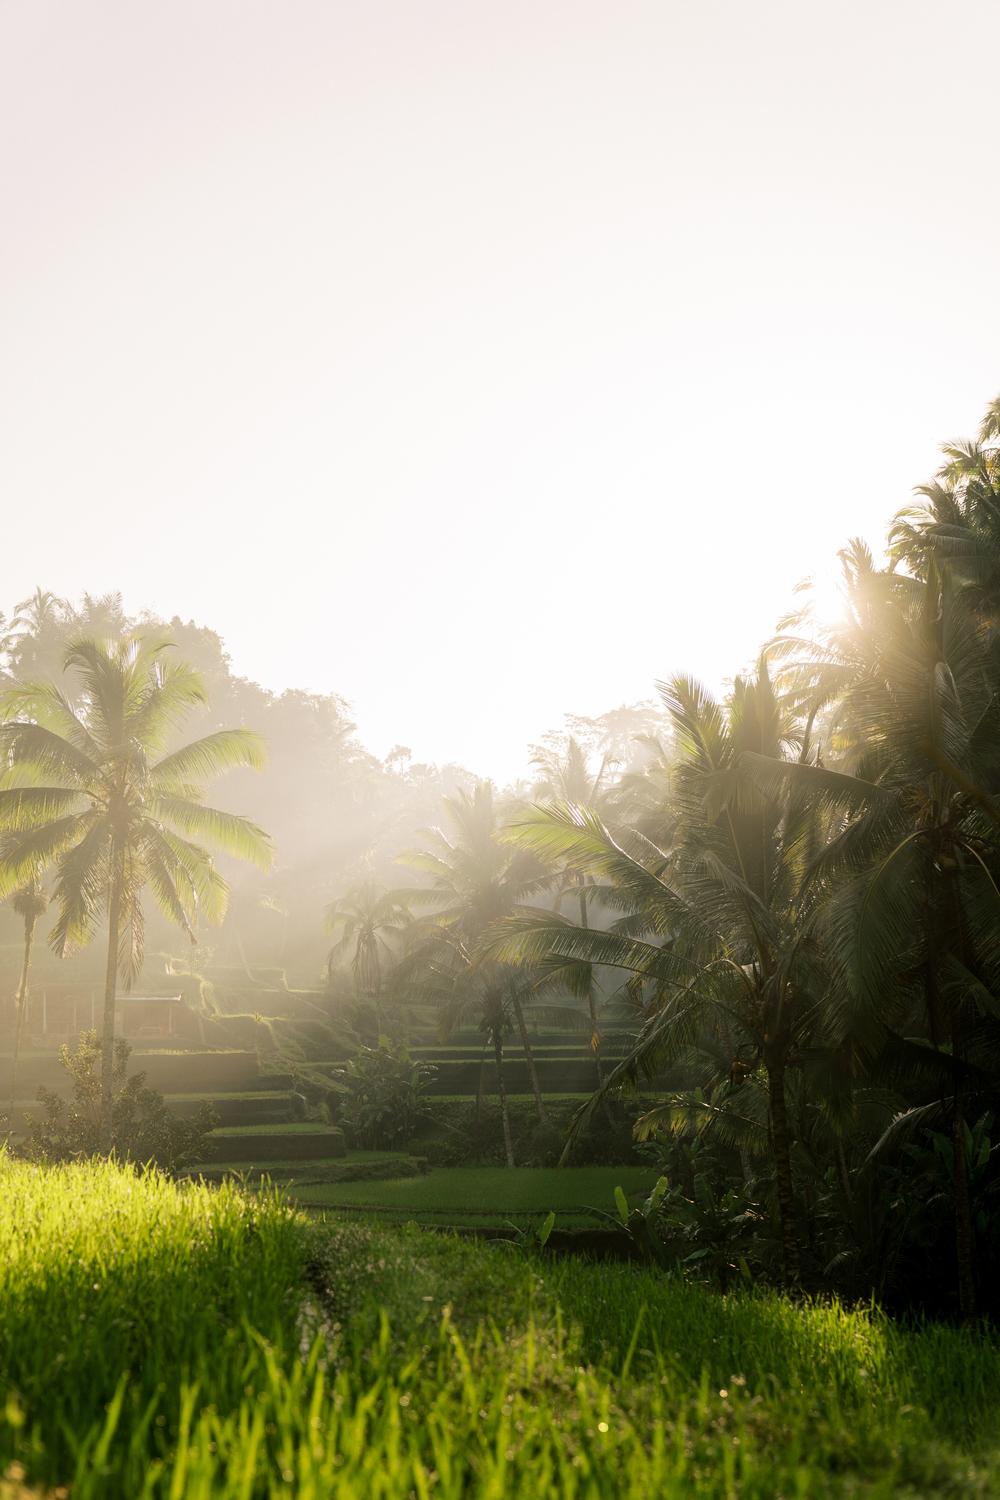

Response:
(11, 989), (190, 1044)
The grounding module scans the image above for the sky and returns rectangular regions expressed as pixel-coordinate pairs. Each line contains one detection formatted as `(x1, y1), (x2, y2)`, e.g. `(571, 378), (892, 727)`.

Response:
(2, 1), (999, 779)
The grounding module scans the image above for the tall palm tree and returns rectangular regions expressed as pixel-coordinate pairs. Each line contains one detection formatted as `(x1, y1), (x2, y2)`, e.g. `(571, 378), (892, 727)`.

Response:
(426, 947), (533, 1168)
(0, 635), (272, 1143)
(400, 782), (559, 1125)
(530, 736), (614, 1084)
(490, 665), (833, 1283)
(6, 870), (48, 1117)
(325, 880), (411, 1038)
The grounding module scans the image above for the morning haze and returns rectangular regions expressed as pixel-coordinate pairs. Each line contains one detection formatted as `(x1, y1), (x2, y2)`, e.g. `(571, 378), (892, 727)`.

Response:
(3, 1), (999, 777)
(3, 5), (1000, 1493)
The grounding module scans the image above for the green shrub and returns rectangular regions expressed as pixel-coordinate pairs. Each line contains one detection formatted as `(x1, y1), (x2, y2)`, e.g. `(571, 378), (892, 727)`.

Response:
(329, 1040), (435, 1149)
(24, 1031), (216, 1172)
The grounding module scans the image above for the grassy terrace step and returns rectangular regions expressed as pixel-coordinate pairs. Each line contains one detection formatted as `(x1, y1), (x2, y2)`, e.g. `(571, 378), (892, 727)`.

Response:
(422, 1061), (611, 1094)
(289, 1165), (655, 1226)
(419, 1092), (660, 1104)
(4, 1086), (302, 1133)
(314, 1057), (616, 1094)
(166, 1090), (305, 1125)
(201, 1123), (347, 1163)
(406, 1044), (626, 1053)
(193, 1150), (425, 1185)
(0, 1049), (263, 1094)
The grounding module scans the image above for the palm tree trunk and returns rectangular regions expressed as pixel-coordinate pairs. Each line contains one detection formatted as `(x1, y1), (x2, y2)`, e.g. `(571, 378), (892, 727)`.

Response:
(101, 872), (122, 1150)
(578, 887), (605, 1089)
(945, 869), (977, 1319)
(766, 1055), (800, 1284)
(234, 925), (254, 982)
(493, 1031), (515, 1168)
(511, 994), (547, 1124)
(835, 1139), (853, 1212)
(951, 1099), (976, 1322)
(8, 915), (36, 1119)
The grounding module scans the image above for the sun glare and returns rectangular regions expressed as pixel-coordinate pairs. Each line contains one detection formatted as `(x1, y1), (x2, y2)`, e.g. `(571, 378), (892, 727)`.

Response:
(804, 563), (850, 633)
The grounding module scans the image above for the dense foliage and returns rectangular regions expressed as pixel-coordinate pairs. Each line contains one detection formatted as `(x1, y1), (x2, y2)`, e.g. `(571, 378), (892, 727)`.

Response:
(329, 1039), (435, 1150)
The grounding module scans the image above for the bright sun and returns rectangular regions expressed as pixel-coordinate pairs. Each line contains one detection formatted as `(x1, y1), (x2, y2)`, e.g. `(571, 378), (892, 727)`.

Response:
(802, 562), (850, 633)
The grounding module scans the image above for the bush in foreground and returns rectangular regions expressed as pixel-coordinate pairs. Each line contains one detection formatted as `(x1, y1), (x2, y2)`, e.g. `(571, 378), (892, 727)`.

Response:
(24, 1032), (216, 1172)
(2, 1158), (1000, 1496)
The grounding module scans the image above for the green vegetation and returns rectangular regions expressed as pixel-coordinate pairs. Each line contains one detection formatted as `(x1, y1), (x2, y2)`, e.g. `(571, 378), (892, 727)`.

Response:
(2, 1157), (999, 1497)
(195, 1149), (421, 1184)
(288, 1165), (655, 1224)
(25, 1031), (214, 1172)
(208, 1121), (343, 1137)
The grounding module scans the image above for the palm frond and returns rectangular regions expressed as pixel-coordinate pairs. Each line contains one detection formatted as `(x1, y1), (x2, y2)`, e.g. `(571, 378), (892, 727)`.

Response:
(152, 729), (268, 787)
(151, 795), (273, 868)
(0, 787), (87, 832)
(0, 722), (96, 786)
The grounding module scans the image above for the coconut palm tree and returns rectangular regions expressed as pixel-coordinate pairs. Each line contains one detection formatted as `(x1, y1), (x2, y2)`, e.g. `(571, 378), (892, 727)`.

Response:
(430, 947), (531, 1168)
(530, 736), (614, 1084)
(0, 634), (272, 1144)
(325, 880), (411, 1038)
(490, 665), (834, 1283)
(400, 782), (560, 1125)
(6, 870), (48, 1117)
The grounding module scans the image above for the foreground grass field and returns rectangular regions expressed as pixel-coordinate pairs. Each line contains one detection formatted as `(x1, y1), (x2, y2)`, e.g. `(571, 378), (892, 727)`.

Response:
(288, 1165), (656, 1225)
(2, 1157), (1000, 1496)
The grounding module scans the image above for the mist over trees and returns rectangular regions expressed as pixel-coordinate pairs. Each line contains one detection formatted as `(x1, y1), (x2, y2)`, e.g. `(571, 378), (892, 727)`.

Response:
(0, 589), (663, 981)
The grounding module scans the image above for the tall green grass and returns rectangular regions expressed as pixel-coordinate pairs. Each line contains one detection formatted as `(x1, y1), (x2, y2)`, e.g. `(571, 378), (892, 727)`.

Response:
(0, 1155), (303, 1480)
(1, 1157), (999, 1496)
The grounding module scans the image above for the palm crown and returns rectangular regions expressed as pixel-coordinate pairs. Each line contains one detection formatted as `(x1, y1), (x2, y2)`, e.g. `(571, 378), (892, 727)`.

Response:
(0, 635), (271, 965)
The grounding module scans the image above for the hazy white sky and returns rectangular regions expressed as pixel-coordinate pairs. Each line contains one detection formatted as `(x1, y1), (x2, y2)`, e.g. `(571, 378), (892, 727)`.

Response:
(2, 1), (999, 777)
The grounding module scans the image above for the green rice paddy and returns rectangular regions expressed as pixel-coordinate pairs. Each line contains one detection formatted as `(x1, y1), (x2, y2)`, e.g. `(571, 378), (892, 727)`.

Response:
(287, 1165), (654, 1225)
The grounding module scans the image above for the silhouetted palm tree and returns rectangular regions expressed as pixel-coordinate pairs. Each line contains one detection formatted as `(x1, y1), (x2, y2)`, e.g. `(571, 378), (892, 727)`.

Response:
(6, 869), (48, 1117)
(0, 635), (272, 1142)
(401, 782), (562, 1125)
(325, 880), (411, 1038)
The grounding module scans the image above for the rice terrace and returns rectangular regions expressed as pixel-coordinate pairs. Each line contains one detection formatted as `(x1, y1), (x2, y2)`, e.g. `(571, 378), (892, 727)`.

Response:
(4, 2), (1000, 1494)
